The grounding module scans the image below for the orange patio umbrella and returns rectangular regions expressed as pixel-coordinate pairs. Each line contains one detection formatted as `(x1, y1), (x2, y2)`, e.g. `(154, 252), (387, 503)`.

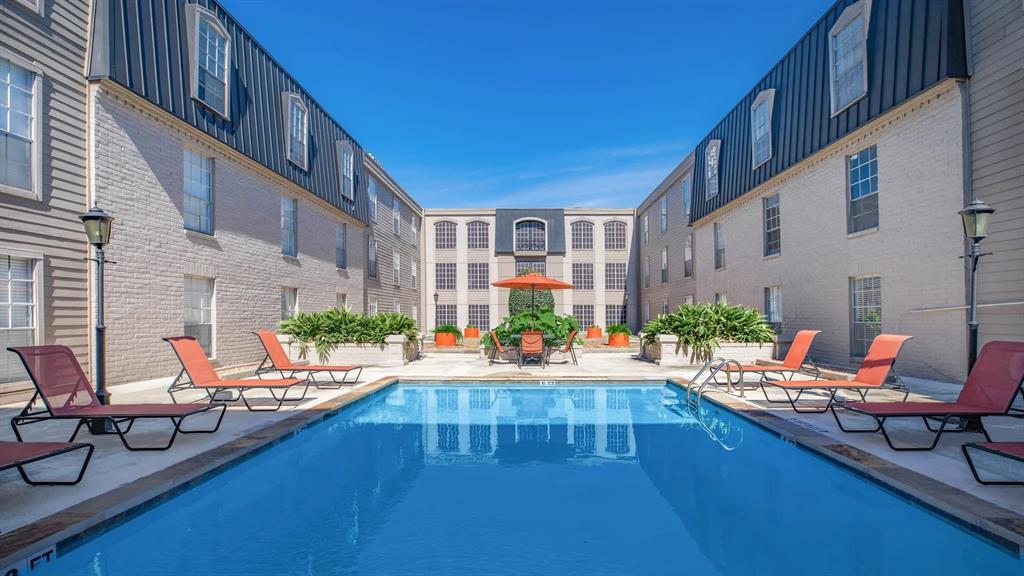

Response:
(492, 272), (574, 314)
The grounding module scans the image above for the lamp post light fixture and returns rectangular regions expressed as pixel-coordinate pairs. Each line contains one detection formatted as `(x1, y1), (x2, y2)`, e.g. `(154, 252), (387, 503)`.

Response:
(79, 206), (114, 433)
(959, 199), (995, 374)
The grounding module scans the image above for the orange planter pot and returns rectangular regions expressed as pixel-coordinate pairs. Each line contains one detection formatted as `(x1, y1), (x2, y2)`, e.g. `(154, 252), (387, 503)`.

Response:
(435, 332), (457, 347)
(586, 326), (603, 339)
(464, 327), (480, 339)
(607, 333), (630, 347)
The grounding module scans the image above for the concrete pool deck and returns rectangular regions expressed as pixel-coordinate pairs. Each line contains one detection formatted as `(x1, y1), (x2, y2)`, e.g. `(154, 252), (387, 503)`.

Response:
(1, 350), (1022, 566)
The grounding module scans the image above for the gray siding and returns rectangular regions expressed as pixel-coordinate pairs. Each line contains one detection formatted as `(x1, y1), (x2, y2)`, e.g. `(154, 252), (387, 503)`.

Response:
(968, 0), (1024, 346)
(0, 0), (90, 399)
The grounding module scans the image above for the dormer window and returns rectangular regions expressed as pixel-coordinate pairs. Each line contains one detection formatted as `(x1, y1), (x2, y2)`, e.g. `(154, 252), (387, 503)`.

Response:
(829, 0), (871, 115)
(705, 139), (721, 199)
(514, 219), (546, 252)
(283, 93), (308, 170)
(186, 5), (230, 118)
(337, 141), (354, 199)
(750, 89), (775, 169)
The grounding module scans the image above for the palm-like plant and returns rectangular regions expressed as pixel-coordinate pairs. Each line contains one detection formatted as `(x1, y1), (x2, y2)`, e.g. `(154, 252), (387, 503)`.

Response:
(280, 308), (418, 362)
(641, 302), (775, 364)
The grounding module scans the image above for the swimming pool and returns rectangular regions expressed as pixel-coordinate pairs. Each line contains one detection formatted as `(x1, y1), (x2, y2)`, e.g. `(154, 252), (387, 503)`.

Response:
(38, 383), (1023, 575)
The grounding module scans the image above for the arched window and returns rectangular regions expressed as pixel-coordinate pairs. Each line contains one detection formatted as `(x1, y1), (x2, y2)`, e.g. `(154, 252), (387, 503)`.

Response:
(604, 221), (627, 250)
(571, 221), (593, 250)
(187, 4), (231, 118)
(514, 220), (546, 252)
(435, 221), (456, 250)
(467, 221), (489, 249)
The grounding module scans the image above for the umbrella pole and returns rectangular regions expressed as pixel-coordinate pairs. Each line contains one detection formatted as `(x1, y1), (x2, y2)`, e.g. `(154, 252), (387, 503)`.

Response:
(531, 287), (536, 328)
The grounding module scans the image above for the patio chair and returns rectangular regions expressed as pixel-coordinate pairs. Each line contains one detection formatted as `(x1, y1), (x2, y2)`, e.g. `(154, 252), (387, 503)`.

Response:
(832, 340), (1024, 451)
(962, 442), (1024, 486)
(759, 334), (912, 413)
(8, 345), (225, 452)
(254, 330), (362, 387)
(0, 440), (93, 486)
(164, 336), (310, 412)
(518, 331), (546, 368)
(721, 330), (821, 387)
(488, 330), (518, 365)
(547, 330), (579, 366)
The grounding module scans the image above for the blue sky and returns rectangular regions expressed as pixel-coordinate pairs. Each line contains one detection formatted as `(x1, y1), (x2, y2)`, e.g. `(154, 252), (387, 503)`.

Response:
(222, 0), (834, 208)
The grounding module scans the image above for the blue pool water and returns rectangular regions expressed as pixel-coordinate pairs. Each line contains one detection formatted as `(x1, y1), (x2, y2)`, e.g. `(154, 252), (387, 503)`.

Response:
(42, 384), (1022, 575)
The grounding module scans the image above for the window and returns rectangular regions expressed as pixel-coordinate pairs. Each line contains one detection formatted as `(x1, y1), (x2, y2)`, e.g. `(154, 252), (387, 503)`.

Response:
(467, 221), (489, 249)
(394, 300), (400, 314)
(705, 139), (721, 199)
(605, 304), (627, 325)
(848, 144), (879, 233)
(337, 293), (347, 309)
(336, 223), (347, 268)
(435, 304), (457, 327)
(11, 0), (44, 16)
(0, 54), (40, 197)
(714, 222), (725, 269)
(436, 263), (456, 290)
(764, 286), (782, 334)
(643, 214), (649, 244)
(661, 299), (669, 316)
(683, 234), (693, 278)
(186, 5), (230, 118)
(412, 259), (419, 288)
(0, 255), (36, 383)
(850, 275), (881, 357)
(515, 259), (545, 276)
(681, 174), (693, 222)
(283, 94), (308, 169)
(829, 1), (870, 115)
(643, 302), (650, 323)
(435, 221), (456, 250)
(571, 221), (593, 250)
(369, 299), (378, 315)
(715, 292), (727, 305)
(411, 217), (418, 245)
(575, 424), (596, 454)
(468, 304), (490, 331)
(468, 262), (489, 290)
(184, 276), (214, 356)
(338, 141), (354, 200)
(392, 197), (401, 235)
(643, 256), (650, 288)
(411, 304), (418, 324)
(573, 305), (595, 330)
(368, 178), (378, 222)
(514, 220), (546, 252)
(392, 250), (401, 285)
(763, 193), (781, 256)
(183, 149), (213, 234)
(660, 196), (668, 232)
(684, 294), (694, 306)
(281, 197), (297, 256)
(604, 221), (627, 250)
(572, 263), (594, 290)
(281, 287), (297, 320)
(660, 247), (668, 283)
(605, 263), (627, 291)
(751, 89), (775, 168)
(469, 424), (491, 454)
(367, 236), (378, 278)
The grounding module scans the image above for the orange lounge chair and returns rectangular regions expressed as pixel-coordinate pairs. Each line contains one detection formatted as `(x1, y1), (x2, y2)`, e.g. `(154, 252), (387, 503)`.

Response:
(759, 334), (913, 413)
(833, 340), (1024, 451)
(8, 345), (224, 451)
(962, 443), (1024, 486)
(547, 330), (579, 366)
(721, 329), (821, 385)
(488, 331), (518, 365)
(0, 440), (93, 486)
(164, 336), (309, 412)
(254, 330), (362, 387)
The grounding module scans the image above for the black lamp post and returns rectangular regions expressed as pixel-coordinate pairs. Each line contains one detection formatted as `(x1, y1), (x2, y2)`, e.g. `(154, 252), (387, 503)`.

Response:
(623, 291), (629, 327)
(959, 199), (995, 373)
(79, 206), (114, 432)
(433, 292), (439, 327)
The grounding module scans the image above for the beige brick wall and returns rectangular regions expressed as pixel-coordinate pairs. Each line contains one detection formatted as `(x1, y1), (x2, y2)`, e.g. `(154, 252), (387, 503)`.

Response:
(92, 86), (366, 384)
(693, 81), (968, 380)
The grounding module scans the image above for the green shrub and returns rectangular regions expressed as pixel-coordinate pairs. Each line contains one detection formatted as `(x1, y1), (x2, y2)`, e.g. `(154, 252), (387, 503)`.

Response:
(482, 309), (580, 347)
(641, 302), (775, 364)
(432, 324), (463, 341)
(508, 288), (554, 316)
(279, 308), (418, 362)
(607, 323), (632, 336)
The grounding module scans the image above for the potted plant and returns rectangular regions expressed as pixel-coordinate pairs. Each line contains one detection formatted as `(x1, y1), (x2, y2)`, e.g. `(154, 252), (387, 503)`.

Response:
(607, 324), (631, 347)
(464, 325), (480, 339)
(433, 325), (462, 347)
(586, 325), (602, 339)
(640, 302), (775, 365)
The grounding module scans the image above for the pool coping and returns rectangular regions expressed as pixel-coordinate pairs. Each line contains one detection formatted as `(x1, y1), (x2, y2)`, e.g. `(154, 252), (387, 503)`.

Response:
(0, 376), (1021, 567)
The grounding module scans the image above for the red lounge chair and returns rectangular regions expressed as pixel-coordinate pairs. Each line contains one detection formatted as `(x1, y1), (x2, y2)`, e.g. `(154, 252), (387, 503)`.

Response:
(832, 340), (1024, 451)
(254, 330), (362, 387)
(0, 440), (93, 486)
(518, 331), (546, 368)
(962, 443), (1024, 486)
(759, 334), (912, 413)
(547, 330), (579, 366)
(8, 345), (224, 451)
(488, 331), (518, 365)
(722, 329), (821, 384)
(164, 336), (310, 412)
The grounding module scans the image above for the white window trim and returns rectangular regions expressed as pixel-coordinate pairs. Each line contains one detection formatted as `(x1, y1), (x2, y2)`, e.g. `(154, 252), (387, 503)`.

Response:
(513, 217), (547, 252)
(392, 197), (401, 235)
(336, 140), (354, 200)
(603, 220), (628, 251)
(393, 250), (401, 285)
(705, 139), (721, 200)
(184, 4), (231, 119)
(828, 0), (872, 117)
(570, 219), (595, 251)
(750, 89), (776, 169)
(282, 92), (308, 170)
(0, 48), (44, 201)
(0, 248), (45, 346)
(11, 0), (45, 17)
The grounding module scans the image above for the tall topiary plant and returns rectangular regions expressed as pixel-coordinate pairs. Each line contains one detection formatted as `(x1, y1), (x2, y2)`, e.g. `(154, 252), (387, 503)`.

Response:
(506, 266), (554, 315)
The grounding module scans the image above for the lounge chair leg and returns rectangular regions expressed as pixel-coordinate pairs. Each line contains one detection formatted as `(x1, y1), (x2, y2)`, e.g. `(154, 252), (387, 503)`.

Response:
(962, 444), (1024, 486)
(785, 388), (836, 414)
(830, 405), (884, 433)
(879, 415), (959, 451)
(109, 417), (180, 451)
(178, 404), (227, 434)
(17, 443), (94, 486)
